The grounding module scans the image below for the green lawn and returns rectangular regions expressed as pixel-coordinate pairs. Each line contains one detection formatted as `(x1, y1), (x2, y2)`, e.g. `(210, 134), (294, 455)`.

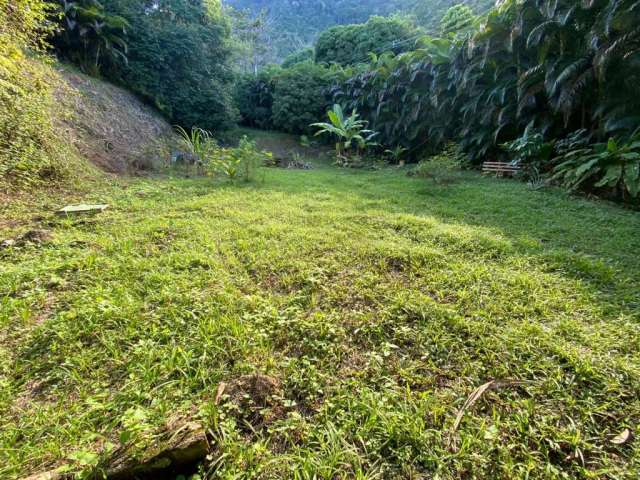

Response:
(1, 158), (640, 479)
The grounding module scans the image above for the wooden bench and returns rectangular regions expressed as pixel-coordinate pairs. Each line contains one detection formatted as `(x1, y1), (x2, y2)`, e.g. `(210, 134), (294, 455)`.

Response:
(482, 161), (521, 177)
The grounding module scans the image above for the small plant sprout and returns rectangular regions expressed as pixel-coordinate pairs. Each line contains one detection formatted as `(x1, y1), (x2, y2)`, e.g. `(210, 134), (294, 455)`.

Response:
(385, 145), (408, 166)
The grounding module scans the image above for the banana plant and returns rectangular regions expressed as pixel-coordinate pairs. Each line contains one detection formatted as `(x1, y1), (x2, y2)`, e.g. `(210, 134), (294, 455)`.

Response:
(553, 133), (640, 197)
(311, 104), (378, 158)
(54, 0), (129, 74)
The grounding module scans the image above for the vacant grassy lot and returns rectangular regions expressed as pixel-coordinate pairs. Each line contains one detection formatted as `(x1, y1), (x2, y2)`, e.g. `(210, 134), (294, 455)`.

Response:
(2, 159), (640, 479)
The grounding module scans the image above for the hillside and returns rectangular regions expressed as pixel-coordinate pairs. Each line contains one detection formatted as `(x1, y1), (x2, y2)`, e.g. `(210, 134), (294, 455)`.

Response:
(225, 0), (494, 58)
(57, 67), (178, 174)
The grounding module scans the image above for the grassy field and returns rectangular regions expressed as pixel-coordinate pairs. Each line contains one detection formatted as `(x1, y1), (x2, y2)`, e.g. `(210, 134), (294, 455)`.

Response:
(1, 154), (640, 479)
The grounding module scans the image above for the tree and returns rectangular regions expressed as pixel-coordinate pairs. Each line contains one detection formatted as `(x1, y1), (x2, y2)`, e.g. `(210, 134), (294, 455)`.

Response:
(439, 4), (476, 37)
(282, 48), (314, 68)
(99, 0), (238, 131)
(235, 65), (280, 128)
(271, 62), (346, 134)
(315, 16), (420, 66)
(228, 8), (279, 74)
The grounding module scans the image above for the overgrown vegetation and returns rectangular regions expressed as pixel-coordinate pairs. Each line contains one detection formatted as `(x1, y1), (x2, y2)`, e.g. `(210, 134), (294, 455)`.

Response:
(0, 0), (76, 188)
(236, 62), (348, 135)
(235, 0), (640, 199)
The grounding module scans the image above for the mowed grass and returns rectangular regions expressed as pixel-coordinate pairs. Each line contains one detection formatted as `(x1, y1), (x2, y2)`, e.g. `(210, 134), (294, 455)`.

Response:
(1, 160), (640, 479)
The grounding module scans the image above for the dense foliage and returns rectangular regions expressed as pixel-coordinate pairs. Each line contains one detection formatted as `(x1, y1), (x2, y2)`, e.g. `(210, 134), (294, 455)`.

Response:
(281, 48), (314, 68)
(50, 0), (238, 131)
(51, 0), (129, 76)
(334, 0), (640, 198)
(438, 3), (476, 36)
(315, 16), (420, 66)
(411, 0), (493, 30)
(104, 0), (237, 131)
(271, 62), (346, 134)
(235, 67), (278, 129)
(0, 0), (73, 187)
(236, 62), (348, 135)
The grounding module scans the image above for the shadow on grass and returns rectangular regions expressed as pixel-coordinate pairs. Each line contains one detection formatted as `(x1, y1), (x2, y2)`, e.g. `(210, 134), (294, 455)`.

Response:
(238, 167), (640, 311)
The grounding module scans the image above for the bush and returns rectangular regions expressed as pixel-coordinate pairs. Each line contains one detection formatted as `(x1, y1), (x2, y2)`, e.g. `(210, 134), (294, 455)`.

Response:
(271, 62), (345, 134)
(553, 133), (640, 199)
(411, 143), (465, 185)
(315, 16), (419, 66)
(205, 136), (271, 182)
(501, 123), (554, 179)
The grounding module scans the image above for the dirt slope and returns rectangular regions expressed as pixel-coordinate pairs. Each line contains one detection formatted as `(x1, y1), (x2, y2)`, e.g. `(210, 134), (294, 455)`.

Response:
(56, 66), (178, 174)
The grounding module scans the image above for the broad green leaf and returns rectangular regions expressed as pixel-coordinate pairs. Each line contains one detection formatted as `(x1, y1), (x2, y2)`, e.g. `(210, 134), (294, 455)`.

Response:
(624, 162), (640, 197)
(595, 164), (623, 187)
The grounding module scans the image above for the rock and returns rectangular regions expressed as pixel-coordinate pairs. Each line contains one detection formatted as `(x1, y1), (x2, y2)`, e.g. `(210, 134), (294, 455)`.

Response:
(20, 422), (208, 480)
(1, 239), (16, 249)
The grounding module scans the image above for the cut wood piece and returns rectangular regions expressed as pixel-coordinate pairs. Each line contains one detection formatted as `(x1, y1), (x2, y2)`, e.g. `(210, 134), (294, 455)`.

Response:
(106, 422), (208, 480)
(56, 204), (109, 216)
(20, 422), (208, 480)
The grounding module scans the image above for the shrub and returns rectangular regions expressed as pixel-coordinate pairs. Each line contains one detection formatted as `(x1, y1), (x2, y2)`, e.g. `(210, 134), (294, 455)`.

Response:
(553, 133), (640, 199)
(206, 136), (271, 182)
(501, 123), (554, 178)
(411, 143), (465, 185)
